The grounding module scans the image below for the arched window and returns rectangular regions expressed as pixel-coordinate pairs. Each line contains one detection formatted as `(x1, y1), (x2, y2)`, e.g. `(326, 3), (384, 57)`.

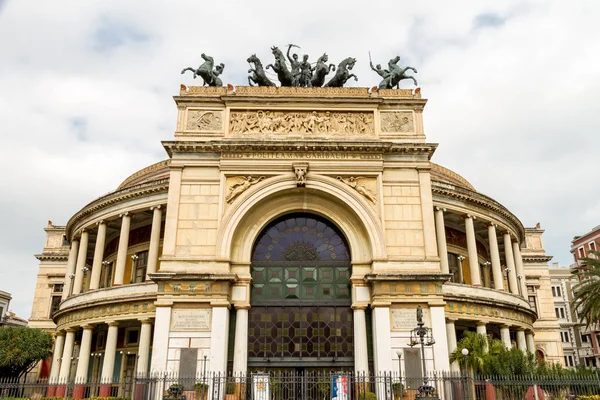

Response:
(248, 213), (353, 367)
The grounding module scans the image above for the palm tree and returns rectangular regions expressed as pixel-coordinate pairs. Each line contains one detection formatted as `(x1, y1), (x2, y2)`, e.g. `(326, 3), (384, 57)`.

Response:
(449, 331), (488, 375)
(572, 250), (600, 326)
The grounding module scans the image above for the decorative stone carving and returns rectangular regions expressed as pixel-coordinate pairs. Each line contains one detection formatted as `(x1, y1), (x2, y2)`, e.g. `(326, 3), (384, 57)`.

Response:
(293, 163), (308, 187)
(380, 111), (414, 133)
(229, 110), (374, 137)
(336, 176), (378, 204)
(225, 176), (265, 203)
(284, 242), (318, 261)
(186, 110), (223, 131)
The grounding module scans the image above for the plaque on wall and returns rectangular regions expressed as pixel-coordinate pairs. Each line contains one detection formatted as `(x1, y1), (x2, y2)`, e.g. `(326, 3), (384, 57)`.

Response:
(170, 309), (211, 331)
(391, 308), (430, 330)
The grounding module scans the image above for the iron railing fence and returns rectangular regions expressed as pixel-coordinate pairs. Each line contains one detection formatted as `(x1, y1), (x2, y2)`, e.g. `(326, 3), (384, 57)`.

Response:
(1, 371), (600, 400)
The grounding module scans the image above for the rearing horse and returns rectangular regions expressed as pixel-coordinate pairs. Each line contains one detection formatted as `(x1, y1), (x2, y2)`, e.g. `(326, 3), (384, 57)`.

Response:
(247, 54), (275, 87)
(181, 53), (224, 87)
(378, 56), (418, 89)
(311, 53), (336, 87)
(265, 46), (294, 86)
(324, 57), (357, 87)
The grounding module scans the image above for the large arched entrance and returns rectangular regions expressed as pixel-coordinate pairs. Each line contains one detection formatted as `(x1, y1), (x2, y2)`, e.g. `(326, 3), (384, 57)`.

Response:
(248, 213), (354, 372)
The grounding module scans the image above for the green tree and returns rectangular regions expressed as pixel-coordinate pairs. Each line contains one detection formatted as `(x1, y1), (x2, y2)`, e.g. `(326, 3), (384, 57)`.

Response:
(572, 251), (600, 326)
(449, 331), (488, 375)
(0, 326), (53, 378)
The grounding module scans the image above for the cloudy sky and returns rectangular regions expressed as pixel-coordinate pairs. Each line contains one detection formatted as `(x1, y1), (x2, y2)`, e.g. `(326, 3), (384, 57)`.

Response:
(1, 0), (599, 318)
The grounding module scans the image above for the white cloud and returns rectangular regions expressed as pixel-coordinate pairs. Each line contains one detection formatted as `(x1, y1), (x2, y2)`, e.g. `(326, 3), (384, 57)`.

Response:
(1, 0), (599, 317)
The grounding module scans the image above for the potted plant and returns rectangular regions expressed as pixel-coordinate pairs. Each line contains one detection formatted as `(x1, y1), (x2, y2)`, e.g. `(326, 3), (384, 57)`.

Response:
(167, 383), (185, 399)
(194, 382), (209, 400)
(392, 382), (404, 400)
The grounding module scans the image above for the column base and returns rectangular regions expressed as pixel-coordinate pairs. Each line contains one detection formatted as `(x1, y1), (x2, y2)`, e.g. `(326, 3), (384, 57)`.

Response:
(55, 385), (67, 398)
(99, 384), (112, 398)
(73, 384), (86, 399)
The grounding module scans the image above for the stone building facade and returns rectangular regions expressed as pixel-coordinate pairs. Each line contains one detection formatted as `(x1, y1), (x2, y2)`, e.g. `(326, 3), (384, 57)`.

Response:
(31, 86), (563, 397)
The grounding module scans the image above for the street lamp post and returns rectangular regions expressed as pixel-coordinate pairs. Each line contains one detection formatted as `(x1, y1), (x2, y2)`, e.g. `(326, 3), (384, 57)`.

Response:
(461, 348), (469, 400)
(409, 305), (439, 400)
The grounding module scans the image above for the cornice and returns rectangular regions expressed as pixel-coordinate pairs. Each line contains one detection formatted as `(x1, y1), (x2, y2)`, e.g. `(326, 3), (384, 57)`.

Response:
(163, 140), (438, 159)
(117, 160), (170, 190)
(364, 273), (451, 283)
(522, 255), (554, 263)
(431, 180), (525, 241)
(65, 178), (169, 240)
(35, 253), (69, 262)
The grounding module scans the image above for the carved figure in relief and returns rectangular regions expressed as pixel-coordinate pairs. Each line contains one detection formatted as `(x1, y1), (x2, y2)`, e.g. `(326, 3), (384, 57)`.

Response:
(381, 112), (413, 133)
(247, 54), (276, 87)
(181, 53), (225, 87)
(311, 53), (336, 87)
(336, 176), (377, 204)
(373, 55), (418, 89)
(324, 57), (358, 87)
(294, 164), (308, 187)
(266, 46), (294, 86)
(228, 110), (374, 136)
(226, 176), (265, 203)
(187, 111), (222, 131)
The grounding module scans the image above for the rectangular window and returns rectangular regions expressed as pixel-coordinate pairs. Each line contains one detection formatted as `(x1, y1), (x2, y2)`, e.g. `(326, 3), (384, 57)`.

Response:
(578, 247), (586, 259)
(134, 251), (149, 284)
(555, 307), (566, 319)
(0, 306), (4, 319)
(590, 242), (597, 252)
(582, 334), (590, 343)
(125, 328), (139, 346)
(527, 286), (535, 293)
(561, 331), (570, 342)
(96, 331), (106, 350)
(49, 296), (61, 317)
(564, 355), (574, 367)
(552, 286), (562, 297)
(528, 296), (538, 313)
(52, 284), (64, 293)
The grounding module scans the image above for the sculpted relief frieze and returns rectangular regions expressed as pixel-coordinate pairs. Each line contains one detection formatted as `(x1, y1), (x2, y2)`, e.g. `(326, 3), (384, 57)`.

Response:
(380, 111), (414, 133)
(228, 110), (375, 138)
(336, 176), (378, 204)
(186, 110), (224, 131)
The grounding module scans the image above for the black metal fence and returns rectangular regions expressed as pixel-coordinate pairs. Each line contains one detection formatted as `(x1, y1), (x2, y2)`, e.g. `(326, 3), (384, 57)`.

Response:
(1, 371), (600, 400)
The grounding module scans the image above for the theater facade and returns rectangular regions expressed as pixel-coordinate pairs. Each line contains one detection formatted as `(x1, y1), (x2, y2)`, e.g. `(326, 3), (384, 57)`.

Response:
(31, 85), (562, 394)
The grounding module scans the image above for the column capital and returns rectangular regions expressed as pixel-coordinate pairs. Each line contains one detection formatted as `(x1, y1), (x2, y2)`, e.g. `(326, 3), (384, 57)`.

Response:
(486, 222), (497, 228)
(55, 330), (66, 337)
(65, 327), (77, 333)
(150, 205), (162, 211)
(138, 318), (154, 324)
(79, 228), (87, 235)
(500, 324), (511, 329)
(445, 317), (458, 323)
(106, 321), (119, 327)
(352, 305), (368, 311)
(96, 220), (106, 226)
(434, 206), (446, 212)
(476, 320), (489, 326)
(81, 324), (95, 330)
(463, 214), (476, 220)
(119, 211), (130, 218)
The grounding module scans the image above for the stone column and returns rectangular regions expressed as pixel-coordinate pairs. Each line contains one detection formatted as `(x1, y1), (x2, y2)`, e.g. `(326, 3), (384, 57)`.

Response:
(435, 207), (449, 274)
(526, 332), (536, 354)
(503, 233), (518, 294)
(56, 329), (76, 397)
(72, 230), (89, 295)
(232, 308), (249, 376)
(482, 263), (491, 288)
(99, 322), (119, 397)
(353, 307), (370, 374)
(488, 224), (504, 291)
(89, 221), (107, 290)
(476, 322), (488, 352)
(210, 307), (230, 375)
(63, 239), (80, 300)
(372, 306), (393, 373)
(73, 325), (94, 399)
(137, 319), (153, 376)
(500, 325), (512, 349)
(512, 241), (527, 298)
(430, 306), (451, 372)
(446, 319), (460, 372)
(113, 213), (131, 286)
(464, 215), (481, 286)
(516, 329), (527, 353)
(150, 305), (172, 373)
(47, 332), (65, 396)
(146, 206), (163, 280)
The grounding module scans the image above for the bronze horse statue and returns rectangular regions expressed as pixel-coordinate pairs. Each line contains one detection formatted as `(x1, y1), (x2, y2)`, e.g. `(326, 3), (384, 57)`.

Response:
(377, 56), (417, 89)
(311, 53), (336, 87)
(181, 53), (224, 87)
(324, 57), (357, 87)
(266, 46), (294, 86)
(247, 54), (276, 86)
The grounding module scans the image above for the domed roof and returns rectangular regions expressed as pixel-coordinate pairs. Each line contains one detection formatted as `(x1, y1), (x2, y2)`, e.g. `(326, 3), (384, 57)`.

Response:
(117, 160), (170, 190)
(430, 163), (475, 190)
